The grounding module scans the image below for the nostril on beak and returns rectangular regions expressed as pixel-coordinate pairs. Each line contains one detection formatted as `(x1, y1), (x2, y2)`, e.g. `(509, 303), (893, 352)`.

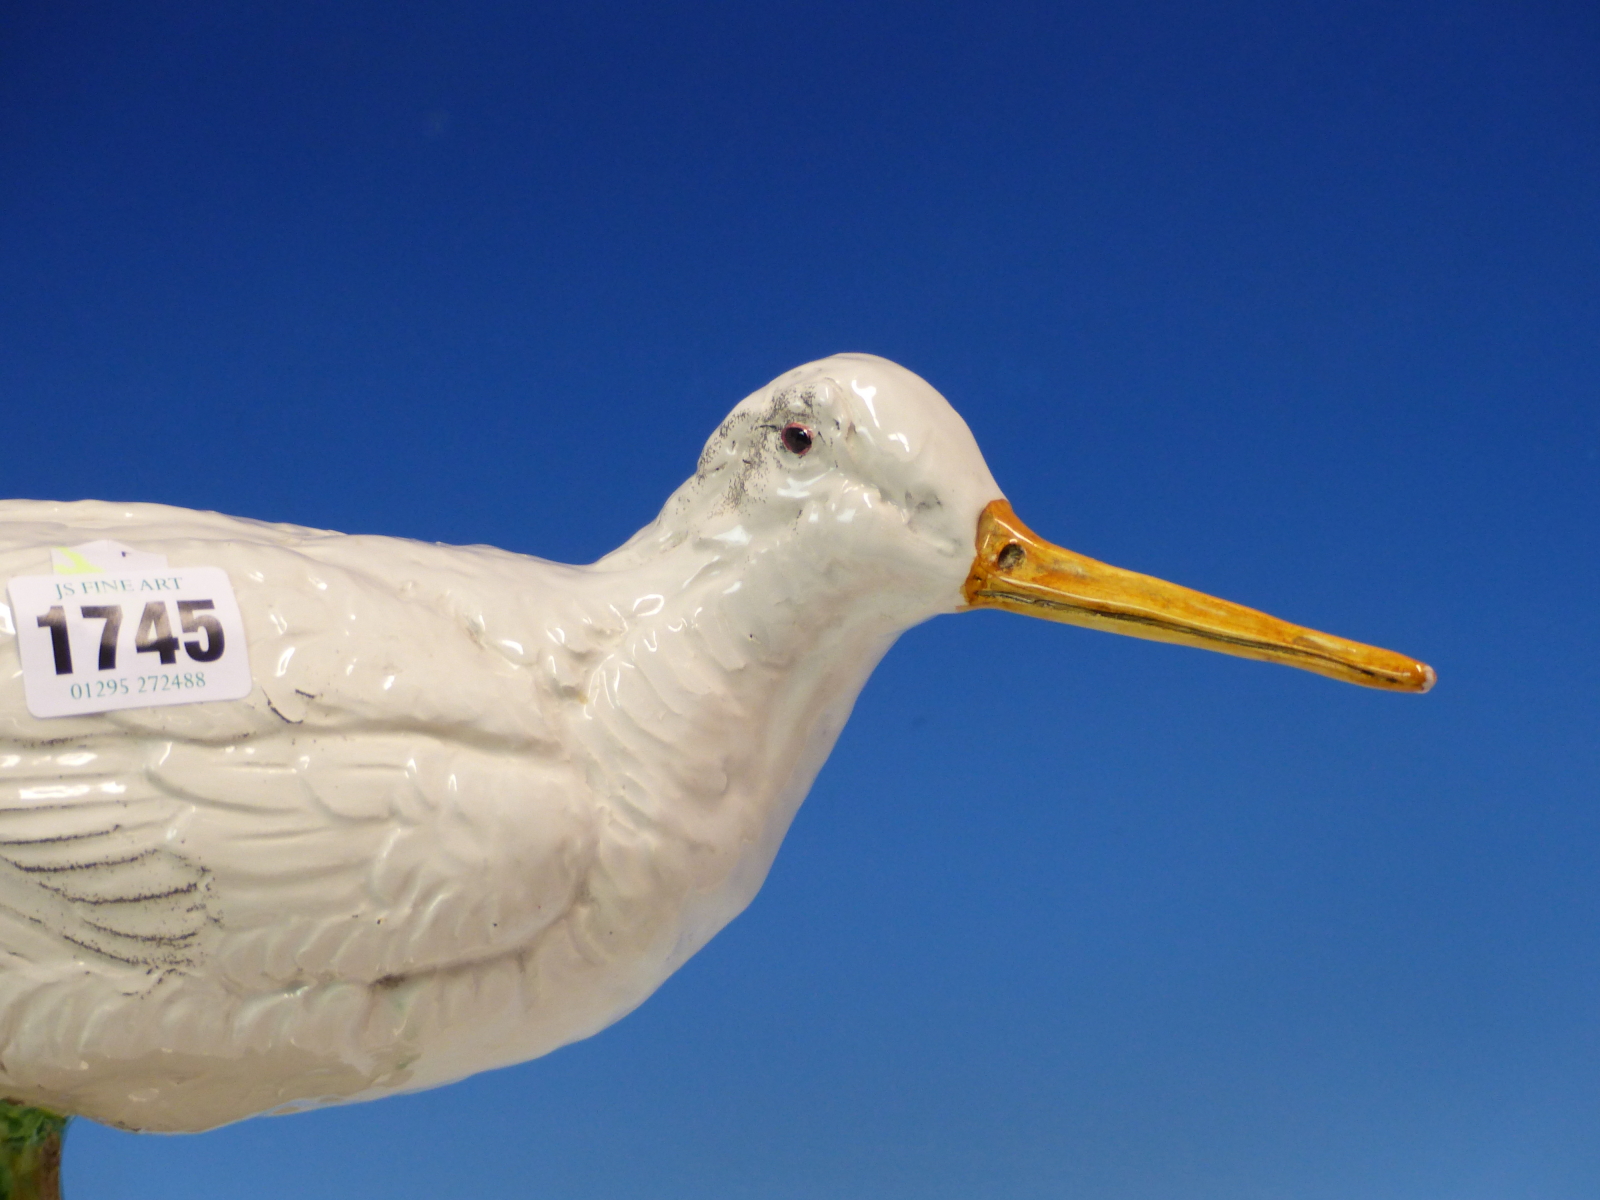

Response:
(996, 543), (1025, 570)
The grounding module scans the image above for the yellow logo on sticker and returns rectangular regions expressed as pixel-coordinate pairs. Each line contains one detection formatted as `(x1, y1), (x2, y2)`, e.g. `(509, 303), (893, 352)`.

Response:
(51, 548), (103, 575)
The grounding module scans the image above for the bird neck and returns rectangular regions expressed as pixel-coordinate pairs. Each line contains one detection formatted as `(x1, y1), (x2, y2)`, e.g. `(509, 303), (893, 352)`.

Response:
(548, 527), (944, 962)
(594, 503), (963, 661)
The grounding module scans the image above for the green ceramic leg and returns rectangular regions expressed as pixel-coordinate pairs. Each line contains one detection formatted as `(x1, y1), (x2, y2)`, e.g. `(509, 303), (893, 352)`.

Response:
(0, 1103), (68, 1200)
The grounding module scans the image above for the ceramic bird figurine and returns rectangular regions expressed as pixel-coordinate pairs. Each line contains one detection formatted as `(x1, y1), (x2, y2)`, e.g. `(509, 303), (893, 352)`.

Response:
(0, 355), (1431, 1159)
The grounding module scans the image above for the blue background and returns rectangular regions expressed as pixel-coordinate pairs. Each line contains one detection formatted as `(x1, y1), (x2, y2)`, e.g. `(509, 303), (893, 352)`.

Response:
(3, 2), (1597, 1196)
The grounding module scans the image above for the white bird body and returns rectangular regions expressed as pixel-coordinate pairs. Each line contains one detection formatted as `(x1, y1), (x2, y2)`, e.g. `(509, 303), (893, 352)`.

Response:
(0, 356), (1004, 1131)
(0, 354), (1431, 1136)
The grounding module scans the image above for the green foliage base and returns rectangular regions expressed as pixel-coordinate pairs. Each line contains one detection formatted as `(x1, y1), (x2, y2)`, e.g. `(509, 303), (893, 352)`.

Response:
(0, 1103), (68, 1200)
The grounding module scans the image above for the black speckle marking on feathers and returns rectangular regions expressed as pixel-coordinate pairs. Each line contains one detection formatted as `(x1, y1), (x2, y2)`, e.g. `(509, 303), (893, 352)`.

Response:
(695, 384), (823, 516)
(264, 697), (303, 725)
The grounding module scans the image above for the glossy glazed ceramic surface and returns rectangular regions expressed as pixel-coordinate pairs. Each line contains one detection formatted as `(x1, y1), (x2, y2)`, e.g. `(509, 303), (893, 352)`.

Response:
(0, 356), (1001, 1131)
(0, 355), (1428, 1132)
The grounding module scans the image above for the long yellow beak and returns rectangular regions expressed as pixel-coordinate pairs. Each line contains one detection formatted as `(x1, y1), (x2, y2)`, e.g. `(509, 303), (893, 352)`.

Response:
(963, 500), (1434, 693)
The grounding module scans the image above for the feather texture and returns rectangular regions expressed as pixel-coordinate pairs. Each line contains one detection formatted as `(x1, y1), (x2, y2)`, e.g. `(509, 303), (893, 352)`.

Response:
(0, 356), (998, 1130)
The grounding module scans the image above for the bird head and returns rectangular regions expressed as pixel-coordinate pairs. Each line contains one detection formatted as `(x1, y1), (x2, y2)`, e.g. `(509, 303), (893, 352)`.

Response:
(623, 354), (1433, 693)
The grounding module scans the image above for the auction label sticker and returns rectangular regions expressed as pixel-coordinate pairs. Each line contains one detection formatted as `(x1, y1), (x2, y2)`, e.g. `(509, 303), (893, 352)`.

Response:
(7, 568), (252, 718)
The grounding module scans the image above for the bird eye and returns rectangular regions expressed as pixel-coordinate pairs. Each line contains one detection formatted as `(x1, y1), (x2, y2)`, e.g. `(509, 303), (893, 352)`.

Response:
(780, 423), (814, 456)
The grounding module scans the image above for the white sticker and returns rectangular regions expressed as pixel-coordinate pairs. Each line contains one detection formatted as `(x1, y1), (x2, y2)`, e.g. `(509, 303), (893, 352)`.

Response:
(7, 568), (252, 718)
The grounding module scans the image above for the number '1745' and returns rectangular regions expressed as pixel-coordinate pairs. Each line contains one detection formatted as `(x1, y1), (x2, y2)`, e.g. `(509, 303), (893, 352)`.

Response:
(36, 600), (225, 675)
